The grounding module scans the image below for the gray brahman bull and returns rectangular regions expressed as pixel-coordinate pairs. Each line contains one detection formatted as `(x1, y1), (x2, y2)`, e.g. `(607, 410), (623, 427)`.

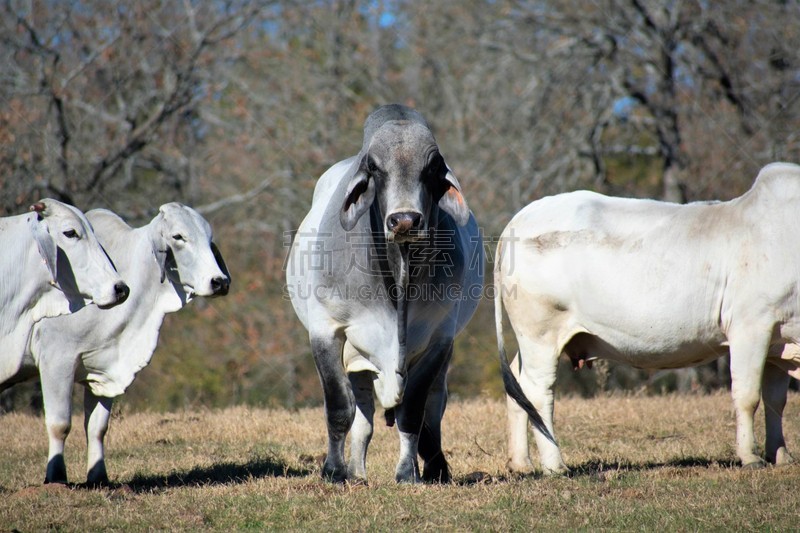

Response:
(496, 162), (800, 475)
(18, 203), (229, 485)
(0, 199), (128, 388)
(286, 104), (485, 483)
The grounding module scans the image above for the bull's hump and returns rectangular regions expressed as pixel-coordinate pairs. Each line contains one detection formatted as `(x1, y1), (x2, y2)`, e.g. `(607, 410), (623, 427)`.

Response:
(750, 162), (800, 201)
(87, 209), (133, 233)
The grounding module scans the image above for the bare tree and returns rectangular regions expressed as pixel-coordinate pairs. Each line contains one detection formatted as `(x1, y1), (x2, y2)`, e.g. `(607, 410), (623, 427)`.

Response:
(0, 0), (263, 218)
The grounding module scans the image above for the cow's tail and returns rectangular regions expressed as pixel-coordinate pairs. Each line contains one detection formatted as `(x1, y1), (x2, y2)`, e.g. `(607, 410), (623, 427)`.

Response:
(495, 237), (555, 445)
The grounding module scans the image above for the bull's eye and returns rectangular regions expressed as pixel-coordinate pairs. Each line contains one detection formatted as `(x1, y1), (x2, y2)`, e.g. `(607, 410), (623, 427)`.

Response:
(63, 229), (79, 239)
(367, 157), (380, 175)
(172, 234), (185, 242)
(426, 154), (443, 177)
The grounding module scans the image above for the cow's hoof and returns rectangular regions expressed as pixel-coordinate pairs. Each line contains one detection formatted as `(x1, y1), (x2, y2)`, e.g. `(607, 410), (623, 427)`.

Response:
(85, 476), (110, 489)
(45, 456), (69, 485)
(86, 462), (110, 488)
(742, 459), (767, 470)
(506, 459), (535, 476)
(543, 465), (570, 477)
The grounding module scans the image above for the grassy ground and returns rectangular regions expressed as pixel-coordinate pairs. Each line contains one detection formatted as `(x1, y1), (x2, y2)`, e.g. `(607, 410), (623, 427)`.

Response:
(1, 391), (798, 531)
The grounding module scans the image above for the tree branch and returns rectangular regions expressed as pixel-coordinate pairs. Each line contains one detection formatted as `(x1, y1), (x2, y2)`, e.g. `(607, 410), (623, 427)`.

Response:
(195, 175), (280, 216)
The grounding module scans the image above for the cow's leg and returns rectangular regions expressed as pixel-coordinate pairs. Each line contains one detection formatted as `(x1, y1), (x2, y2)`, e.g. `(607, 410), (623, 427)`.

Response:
(394, 341), (452, 484)
(84, 388), (113, 486)
(728, 332), (770, 468)
(311, 335), (353, 482)
(516, 336), (567, 476)
(347, 370), (375, 482)
(762, 361), (794, 465)
(418, 343), (452, 483)
(506, 351), (535, 474)
(40, 360), (75, 484)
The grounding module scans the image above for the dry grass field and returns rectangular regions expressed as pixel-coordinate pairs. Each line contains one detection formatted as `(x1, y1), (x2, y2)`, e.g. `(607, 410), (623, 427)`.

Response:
(1, 391), (799, 531)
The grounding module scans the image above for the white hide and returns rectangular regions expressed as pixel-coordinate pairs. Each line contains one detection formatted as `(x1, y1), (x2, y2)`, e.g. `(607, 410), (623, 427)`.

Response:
(25, 203), (230, 484)
(0, 199), (126, 385)
(497, 162), (800, 474)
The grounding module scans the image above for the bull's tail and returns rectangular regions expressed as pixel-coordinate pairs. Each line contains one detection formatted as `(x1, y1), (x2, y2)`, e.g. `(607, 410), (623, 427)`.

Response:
(495, 237), (555, 445)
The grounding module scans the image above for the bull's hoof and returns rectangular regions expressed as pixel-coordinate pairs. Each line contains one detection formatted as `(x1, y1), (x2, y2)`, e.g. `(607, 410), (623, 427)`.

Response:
(769, 447), (795, 466)
(321, 463), (348, 483)
(422, 457), (451, 484)
(395, 462), (421, 484)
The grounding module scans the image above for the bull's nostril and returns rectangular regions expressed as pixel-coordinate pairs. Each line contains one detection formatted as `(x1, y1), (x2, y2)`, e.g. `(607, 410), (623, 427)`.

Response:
(387, 212), (422, 235)
(114, 282), (130, 302)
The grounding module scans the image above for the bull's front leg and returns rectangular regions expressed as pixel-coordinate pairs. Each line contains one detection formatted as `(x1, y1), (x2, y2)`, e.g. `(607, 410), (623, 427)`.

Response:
(310, 335), (354, 482)
(40, 357), (76, 484)
(418, 343), (452, 483)
(347, 370), (375, 482)
(84, 388), (113, 486)
(394, 341), (452, 484)
(762, 361), (794, 465)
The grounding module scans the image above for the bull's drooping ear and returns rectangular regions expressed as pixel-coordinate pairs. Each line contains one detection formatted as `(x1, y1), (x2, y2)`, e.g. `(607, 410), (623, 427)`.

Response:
(437, 168), (470, 226)
(151, 242), (167, 283)
(340, 167), (375, 231)
(210, 241), (231, 283)
(29, 208), (57, 284)
(150, 221), (168, 283)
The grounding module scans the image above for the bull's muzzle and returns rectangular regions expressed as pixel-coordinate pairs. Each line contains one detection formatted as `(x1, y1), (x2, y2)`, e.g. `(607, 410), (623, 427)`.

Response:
(210, 275), (230, 296)
(386, 211), (422, 242)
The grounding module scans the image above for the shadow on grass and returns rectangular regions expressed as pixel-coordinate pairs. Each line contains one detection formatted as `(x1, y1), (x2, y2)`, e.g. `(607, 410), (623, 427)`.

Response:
(110, 455), (312, 493)
(457, 456), (740, 485)
(566, 456), (739, 479)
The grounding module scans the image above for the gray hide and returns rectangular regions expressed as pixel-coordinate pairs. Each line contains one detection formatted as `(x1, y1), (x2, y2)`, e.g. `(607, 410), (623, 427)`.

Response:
(287, 104), (484, 483)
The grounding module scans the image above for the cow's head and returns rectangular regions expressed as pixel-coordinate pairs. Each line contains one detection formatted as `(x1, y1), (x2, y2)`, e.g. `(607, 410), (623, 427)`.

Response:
(150, 203), (230, 299)
(340, 105), (470, 243)
(29, 199), (129, 309)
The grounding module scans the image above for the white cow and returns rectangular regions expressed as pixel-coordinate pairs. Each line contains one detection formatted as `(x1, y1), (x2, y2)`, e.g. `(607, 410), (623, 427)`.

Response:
(496, 162), (800, 475)
(22, 203), (230, 485)
(0, 199), (128, 387)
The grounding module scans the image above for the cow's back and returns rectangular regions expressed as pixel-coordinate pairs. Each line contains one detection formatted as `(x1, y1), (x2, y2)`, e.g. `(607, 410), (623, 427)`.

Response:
(500, 190), (744, 364)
